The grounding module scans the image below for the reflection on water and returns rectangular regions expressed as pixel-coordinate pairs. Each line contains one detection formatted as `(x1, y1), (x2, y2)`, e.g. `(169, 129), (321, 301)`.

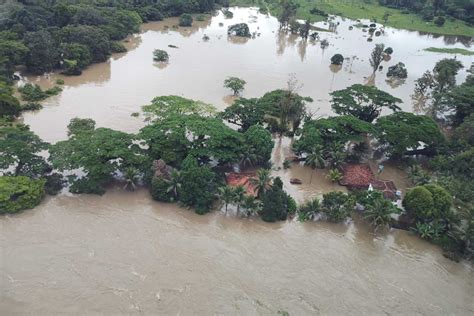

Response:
(1, 188), (473, 314)
(18, 7), (472, 143)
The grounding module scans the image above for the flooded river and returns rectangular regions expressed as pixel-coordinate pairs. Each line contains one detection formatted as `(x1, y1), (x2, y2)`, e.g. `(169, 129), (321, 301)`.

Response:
(2, 189), (473, 314)
(3, 7), (474, 315)
(19, 7), (472, 143)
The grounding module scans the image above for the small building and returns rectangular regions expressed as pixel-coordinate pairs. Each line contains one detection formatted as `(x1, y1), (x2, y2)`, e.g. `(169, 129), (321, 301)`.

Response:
(340, 163), (398, 200)
(225, 172), (258, 196)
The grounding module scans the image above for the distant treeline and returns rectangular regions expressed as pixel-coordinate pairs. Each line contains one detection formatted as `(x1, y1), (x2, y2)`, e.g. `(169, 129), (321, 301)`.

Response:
(378, 0), (473, 25)
(0, 0), (228, 79)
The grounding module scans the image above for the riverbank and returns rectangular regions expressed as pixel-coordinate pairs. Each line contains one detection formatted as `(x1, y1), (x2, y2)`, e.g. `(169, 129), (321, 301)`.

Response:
(230, 0), (474, 37)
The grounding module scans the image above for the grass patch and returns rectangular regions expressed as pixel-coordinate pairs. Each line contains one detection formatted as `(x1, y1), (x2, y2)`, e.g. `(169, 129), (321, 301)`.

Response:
(229, 0), (474, 37)
(424, 47), (474, 56)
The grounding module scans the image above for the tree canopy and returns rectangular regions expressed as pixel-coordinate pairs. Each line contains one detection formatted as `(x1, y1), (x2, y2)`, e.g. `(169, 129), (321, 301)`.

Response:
(374, 112), (444, 157)
(330, 84), (402, 122)
(0, 123), (49, 178)
(50, 119), (148, 194)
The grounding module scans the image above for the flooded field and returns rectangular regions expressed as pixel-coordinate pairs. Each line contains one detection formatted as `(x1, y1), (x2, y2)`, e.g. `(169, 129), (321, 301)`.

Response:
(18, 7), (472, 143)
(2, 189), (473, 315)
(3, 7), (474, 315)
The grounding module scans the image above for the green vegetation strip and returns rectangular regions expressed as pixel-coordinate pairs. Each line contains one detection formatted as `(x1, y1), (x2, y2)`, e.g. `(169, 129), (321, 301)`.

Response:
(230, 0), (474, 37)
(424, 47), (474, 56)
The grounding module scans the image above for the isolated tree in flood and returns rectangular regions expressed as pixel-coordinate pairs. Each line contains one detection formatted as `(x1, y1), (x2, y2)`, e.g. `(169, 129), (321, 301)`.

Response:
(153, 49), (169, 62)
(224, 77), (246, 96)
(330, 84), (401, 122)
(369, 43), (385, 74)
(330, 54), (344, 66)
(386, 62), (407, 79)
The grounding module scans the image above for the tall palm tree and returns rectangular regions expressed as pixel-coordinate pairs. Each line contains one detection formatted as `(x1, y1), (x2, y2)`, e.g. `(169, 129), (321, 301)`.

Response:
(305, 145), (325, 183)
(363, 198), (400, 231)
(449, 208), (474, 258)
(165, 170), (181, 201)
(251, 168), (272, 199)
(123, 168), (139, 191)
(240, 146), (258, 168)
(233, 185), (246, 214)
(242, 195), (260, 217)
(218, 185), (235, 213)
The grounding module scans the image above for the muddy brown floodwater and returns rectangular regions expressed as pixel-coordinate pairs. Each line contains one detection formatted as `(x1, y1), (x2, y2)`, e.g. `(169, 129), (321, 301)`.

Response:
(18, 7), (472, 143)
(3, 7), (474, 315)
(1, 189), (473, 314)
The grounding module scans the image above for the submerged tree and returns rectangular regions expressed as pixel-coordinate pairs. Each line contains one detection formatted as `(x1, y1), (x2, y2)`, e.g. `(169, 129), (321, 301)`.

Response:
(179, 13), (193, 27)
(330, 54), (344, 66)
(227, 23), (251, 37)
(386, 62), (408, 79)
(224, 77), (246, 96)
(153, 49), (169, 62)
(369, 43), (385, 74)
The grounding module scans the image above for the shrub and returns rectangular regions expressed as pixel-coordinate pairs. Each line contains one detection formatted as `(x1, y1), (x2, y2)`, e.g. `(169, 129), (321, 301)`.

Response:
(434, 16), (446, 26)
(384, 47), (393, 55)
(151, 177), (172, 202)
(22, 102), (43, 111)
(55, 79), (65, 85)
(222, 9), (233, 19)
(18, 83), (62, 102)
(44, 173), (65, 195)
(153, 49), (169, 62)
(330, 54), (344, 65)
(179, 13), (193, 27)
(227, 23), (251, 37)
(386, 62), (407, 79)
(0, 176), (45, 214)
(298, 198), (321, 221)
(111, 41), (127, 53)
(403, 186), (434, 221)
(322, 191), (354, 222)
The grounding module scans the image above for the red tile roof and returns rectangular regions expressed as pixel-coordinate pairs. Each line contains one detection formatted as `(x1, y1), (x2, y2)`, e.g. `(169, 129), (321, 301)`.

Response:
(225, 172), (258, 196)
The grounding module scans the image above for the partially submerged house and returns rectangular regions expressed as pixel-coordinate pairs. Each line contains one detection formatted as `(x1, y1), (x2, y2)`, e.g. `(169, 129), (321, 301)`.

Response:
(225, 172), (258, 196)
(340, 163), (398, 200)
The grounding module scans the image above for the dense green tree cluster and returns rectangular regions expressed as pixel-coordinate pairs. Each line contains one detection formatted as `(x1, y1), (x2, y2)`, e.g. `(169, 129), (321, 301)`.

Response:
(0, 0), (227, 78)
(378, 0), (474, 25)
